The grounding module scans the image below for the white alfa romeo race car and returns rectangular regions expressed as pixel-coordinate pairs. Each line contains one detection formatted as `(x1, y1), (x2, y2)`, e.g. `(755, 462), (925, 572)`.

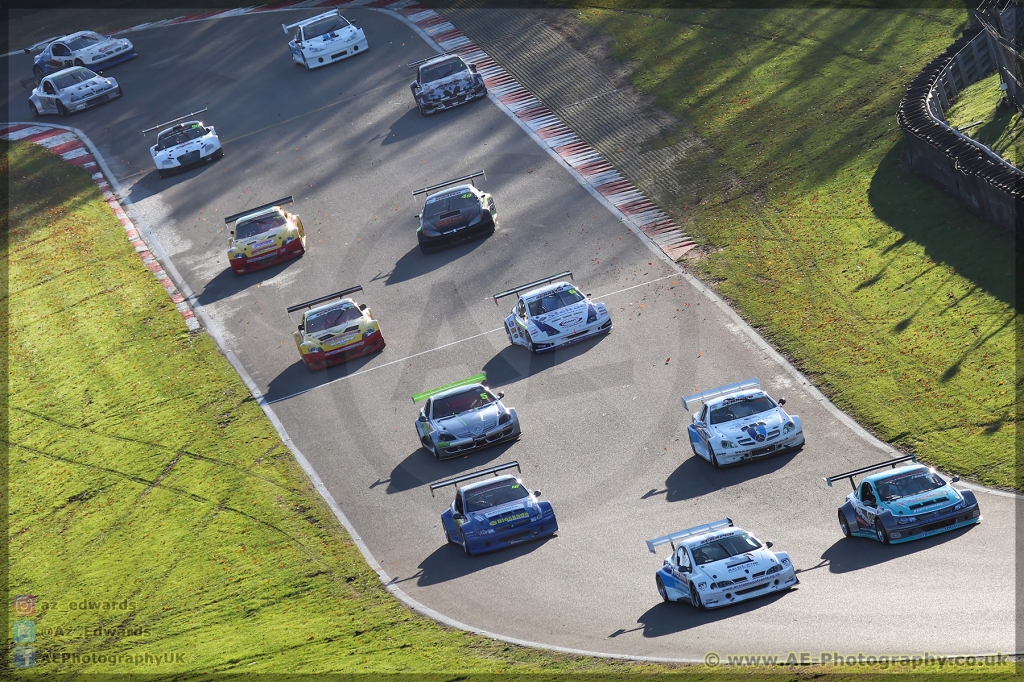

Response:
(283, 10), (367, 69)
(648, 518), (798, 609)
(143, 108), (222, 177)
(682, 378), (804, 467)
(493, 272), (612, 353)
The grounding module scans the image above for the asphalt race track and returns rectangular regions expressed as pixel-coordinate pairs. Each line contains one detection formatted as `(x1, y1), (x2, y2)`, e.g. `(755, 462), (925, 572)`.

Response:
(7, 8), (1016, 660)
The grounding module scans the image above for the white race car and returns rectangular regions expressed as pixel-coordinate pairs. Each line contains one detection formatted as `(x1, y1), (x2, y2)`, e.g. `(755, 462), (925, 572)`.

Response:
(28, 31), (136, 78)
(26, 66), (122, 117)
(493, 272), (612, 353)
(143, 108), (222, 178)
(648, 518), (798, 609)
(283, 10), (367, 70)
(682, 378), (804, 467)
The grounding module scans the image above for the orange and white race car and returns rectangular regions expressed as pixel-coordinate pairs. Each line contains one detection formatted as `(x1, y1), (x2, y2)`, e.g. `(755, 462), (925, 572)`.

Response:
(225, 196), (305, 275)
(286, 286), (385, 371)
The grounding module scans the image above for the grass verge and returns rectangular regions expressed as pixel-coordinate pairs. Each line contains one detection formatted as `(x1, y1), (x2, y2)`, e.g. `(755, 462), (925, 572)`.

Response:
(945, 71), (1023, 168)
(573, 6), (1019, 490)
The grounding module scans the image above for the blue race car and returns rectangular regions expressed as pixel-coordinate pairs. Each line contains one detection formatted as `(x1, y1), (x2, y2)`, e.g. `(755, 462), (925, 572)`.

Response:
(826, 455), (981, 544)
(28, 32), (136, 78)
(430, 462), (558, 556)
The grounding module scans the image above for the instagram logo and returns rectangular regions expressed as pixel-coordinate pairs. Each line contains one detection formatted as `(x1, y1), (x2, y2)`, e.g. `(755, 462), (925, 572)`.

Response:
(13, 595), (35, 617)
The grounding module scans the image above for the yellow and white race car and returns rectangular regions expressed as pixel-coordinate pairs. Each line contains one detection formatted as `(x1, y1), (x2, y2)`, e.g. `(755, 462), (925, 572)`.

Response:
(225, 196), (305, 275)
(286, 286), (385, 371)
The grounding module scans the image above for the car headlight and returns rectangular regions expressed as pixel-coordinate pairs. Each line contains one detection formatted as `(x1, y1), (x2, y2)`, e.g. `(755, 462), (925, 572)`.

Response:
(303, 344), (322, 354)
(586, 304), (598, 324)
(897, 516), (918, 525)
(498, 411), (511, 425)
(766, 564), (783, 574)
(437, 432), (453, 443)
(284, 236), (295, 244)
(69, 93), (83, 102)
(363, 326), (377, 339)
(954, 500), (965, 511)
(719, 439), (736, 449)
(710, 580), (731, 589)
(421, 226), (441, 237)
(696, 582), (707, 590)
(233, 253), (245, 259)
(783, 420), (796, 434)
(781, 557), (790, 565)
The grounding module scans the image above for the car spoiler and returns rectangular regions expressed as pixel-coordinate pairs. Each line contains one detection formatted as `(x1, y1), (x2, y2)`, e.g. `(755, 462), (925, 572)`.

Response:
(142, 108), (208, 136)
(19, 76), (40, 90)
(407, 52), (455, 69)
(681, 378), (760, 411)
(824, 454), (918, 491)
(412, 171), (485, 197)
(282, 10), (340, 34)
(492, 271), (573, 305)
(286, 286), (363, 314)
(23, 35), (64, 54)
(646, 518), (733, 554)
(412, 373), (487, 403)
(224, 197), (293, 225)
(429, 461), (521, 497)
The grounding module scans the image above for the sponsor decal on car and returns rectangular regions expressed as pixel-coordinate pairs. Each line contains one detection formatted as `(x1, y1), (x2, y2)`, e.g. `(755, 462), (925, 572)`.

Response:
(558, 316), (583, 328)
(744, 424), (768, 442)
(251, 239), (277, 254)
(490, 512), (529, 526)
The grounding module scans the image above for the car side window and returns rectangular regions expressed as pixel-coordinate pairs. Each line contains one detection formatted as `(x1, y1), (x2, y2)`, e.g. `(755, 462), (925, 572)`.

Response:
(698, 405), (708, 422)
(454, 492), (464, 514)
(294, 29), (302, 43)
(677, 548), (691, 572)
(53, 44), (68, 56)
(859, 482), (876, 507)
(517, 300), (527, 318)
(424, 398), (432, 420)
(43, 81), (55, 95)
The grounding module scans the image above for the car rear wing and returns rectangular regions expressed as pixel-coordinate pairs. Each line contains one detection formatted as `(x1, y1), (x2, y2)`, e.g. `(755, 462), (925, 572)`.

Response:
(224, 197), (293, 225)
(824, 455), (918, 491)
(407, 52), (455, 69)
(19, 76), (40, 90)
(681, 378), (760, 411)
(412, 171), (485, 197)
(142, 108), (208, 136)
(429, 461), (521, 497)
(286, 286), (363, 314)
(492, 271), (573, 305)
(282, 10), (339, 34)
(646, 518), (733, 554)
(412, 373), (487, 403)
(23, 35), (64, 54)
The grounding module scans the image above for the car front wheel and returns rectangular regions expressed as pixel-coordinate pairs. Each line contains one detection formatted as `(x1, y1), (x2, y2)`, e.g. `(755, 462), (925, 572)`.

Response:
(56, 101), (69, 117)
(656, 575), (669, 603)
(690, 585), (703, 610)
(443, 526), (455, 545)
(875, 520), (890, 545)
(28, 101), (38, 117)
(709, 446), (720, 468)
(524, 331), (537, 353)
(839, 511), (851, 539)
(461, 532), (473, 556)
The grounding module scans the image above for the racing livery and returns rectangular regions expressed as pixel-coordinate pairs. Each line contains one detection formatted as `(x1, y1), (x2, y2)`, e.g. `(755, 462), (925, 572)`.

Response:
(430, 462), (557, 556)
(826, 455), (981, 544)
(408, 53), (487, 115)
(494, 272), (612, 353)
(287, 286), (385, 371)
(413, 171), (496, 253)
(25, 66), (122, 117)
(224, 197), (306, 274)
(413, 373), (520, 459)
(143, 108), (222, 177)
(28, 31), (135, 78)
(283, 11), (366, 69)
(648, 518), (798, 610)
(682, 378), (804, 467)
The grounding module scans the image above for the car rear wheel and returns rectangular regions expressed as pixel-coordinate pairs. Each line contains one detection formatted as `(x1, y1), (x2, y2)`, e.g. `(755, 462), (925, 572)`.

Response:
(874, 519), (890, 545)
(656, 575), (669, 603)
(56, 101), (69, 117)
(690, 585), (704, 610)
(839, 511), (851, 539)
(74, 58), (85, 67)
(28, 101), (38, 117)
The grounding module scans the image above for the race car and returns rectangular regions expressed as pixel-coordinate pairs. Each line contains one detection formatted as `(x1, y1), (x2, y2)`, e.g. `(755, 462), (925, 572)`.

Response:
(408, 53), (487, 116)
(682, 378), (804, 468)
(648, 518), (798, 610)
(143, 108), (222, 178)
(413, 373), (520, 459)
(826, 455), (981, 545)
(286, 286), (385, 371)
(224, 197), (306, 275)
(28, 31), (136, 78)
(413, 171), (496, 253)
(430, 461), (557, 556)
(494, 272), (612, 353)
(283, 10), (367, 70)
(25, 66), (122, 117)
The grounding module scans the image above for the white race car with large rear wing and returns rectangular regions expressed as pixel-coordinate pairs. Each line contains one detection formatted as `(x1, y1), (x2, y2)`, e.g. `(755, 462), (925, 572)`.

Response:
(682, 378), (804, 467)
(143, 108), (222, 177)
(283, 10), (367, 70)
(494, 271), (611, 353)
(648, 518), (798, 609)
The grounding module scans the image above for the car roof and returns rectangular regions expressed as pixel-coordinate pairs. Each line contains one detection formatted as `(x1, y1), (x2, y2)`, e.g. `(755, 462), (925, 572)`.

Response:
(429, 383), (486, 403)
(862, 464), (931, 486)
(303, 298), (357, 319)
(45, 65), (91, 80)
(521, 281), (576, 301)
(59, 30), (100, 42)
(459, 474), (518, 494)
(704, 389), (768, 410)
(425, 184), (476, 202)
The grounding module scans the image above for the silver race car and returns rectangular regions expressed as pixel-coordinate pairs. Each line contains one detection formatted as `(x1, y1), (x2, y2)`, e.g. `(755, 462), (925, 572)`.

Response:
(283, 10), (367, 69)
(28, 31), (135, 78)
(494, 272), (612, 353)
(413, 373), (521, 459)
(143, 108), (222, 178)
(25, 66), (122, 117)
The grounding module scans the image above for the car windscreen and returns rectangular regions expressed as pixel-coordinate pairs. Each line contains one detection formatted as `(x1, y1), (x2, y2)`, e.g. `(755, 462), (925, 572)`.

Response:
(302, 16), (347, 40)
(155, 124), (206, 151)
(305, 305), (362, 334)
(235, 213), (287, 239)
(64, 33), (103, 51)
(432, 388), (495, 419)
(51, 67), (97, 90)
(527, 289), (585, 317)
(423, 191), (477, 218)
(420, 58), (467, 84)
(874, 471), (947, 501)
(464, 480), (529, 512)
(690, 532), (761, 565)
(709, 395), (777, 424)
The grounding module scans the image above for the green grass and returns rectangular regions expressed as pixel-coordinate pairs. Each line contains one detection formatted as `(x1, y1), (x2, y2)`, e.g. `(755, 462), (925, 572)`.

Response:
(576, 6), (1019, 490)
(945, 71), (1023, 168)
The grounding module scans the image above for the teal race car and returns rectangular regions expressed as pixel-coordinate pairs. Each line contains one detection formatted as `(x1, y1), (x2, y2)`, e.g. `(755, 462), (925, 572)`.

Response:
(826, 455), (981, 544)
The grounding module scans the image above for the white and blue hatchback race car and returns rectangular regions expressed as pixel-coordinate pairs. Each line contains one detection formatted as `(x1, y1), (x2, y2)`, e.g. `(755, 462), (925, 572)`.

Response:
(682, 378), (804, 467)
(283, 10), (367, 69)
(494, 271), (612, 353)
(28, 31), (135, 78)
(648, 518), (798, 609)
